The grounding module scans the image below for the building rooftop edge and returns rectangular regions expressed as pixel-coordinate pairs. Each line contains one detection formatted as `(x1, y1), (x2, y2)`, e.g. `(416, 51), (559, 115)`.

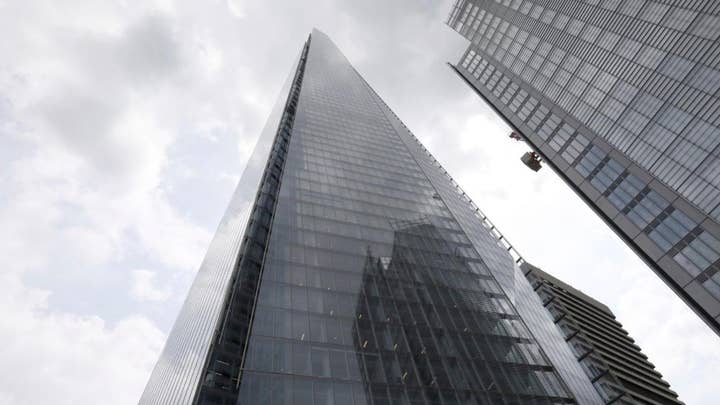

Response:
(521, 262), (615, 317)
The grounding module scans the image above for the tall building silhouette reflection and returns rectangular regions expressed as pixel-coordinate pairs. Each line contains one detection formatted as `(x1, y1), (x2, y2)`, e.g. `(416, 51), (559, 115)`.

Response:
(142, 29), (601, 405)
(353, 218), (572, 404)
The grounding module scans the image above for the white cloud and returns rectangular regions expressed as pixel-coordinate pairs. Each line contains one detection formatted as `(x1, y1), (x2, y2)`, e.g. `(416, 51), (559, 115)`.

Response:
(131, 270), (172, 302)
(0, 1), (216, 403)
(0, 274), (165, 405)
(614, 269), (720, 405)
(226, 0), (247, 19)
(0, 0), (716, 404)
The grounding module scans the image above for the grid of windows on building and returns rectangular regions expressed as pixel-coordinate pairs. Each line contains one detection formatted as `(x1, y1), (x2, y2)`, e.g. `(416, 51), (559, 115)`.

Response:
(523, 263), (683, 405)
(448, 0), (720, 335)
(233, 29), (579, 405)
(141, 29), (611, 405)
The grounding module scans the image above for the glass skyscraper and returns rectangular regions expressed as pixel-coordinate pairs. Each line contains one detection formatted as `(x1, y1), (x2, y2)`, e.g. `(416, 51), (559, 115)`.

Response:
(140, 29), (608, 404)
(447, 0), (720, 336)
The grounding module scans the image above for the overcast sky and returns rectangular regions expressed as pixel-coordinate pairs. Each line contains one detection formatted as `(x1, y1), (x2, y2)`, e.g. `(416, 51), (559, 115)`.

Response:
(1, 0), (717, 404)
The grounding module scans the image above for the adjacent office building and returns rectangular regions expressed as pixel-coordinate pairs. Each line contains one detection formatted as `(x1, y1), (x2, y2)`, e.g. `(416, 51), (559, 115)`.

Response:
(523, 262), (683, 405)
(140, 29), (614, 404)
(447, 0), (720, 336)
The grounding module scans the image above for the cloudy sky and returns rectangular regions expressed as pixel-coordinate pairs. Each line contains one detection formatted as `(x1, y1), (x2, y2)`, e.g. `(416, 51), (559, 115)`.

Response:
(1, 0), (717, 404)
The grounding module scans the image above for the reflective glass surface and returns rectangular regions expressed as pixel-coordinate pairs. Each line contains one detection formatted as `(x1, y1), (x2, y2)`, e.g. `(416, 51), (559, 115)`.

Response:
(139, 43), (304, 405)
(232, 30), (584, 404)
(146, 28), (599, 405)
(367, 77), (601, 404)
(448, 0), (720, 335)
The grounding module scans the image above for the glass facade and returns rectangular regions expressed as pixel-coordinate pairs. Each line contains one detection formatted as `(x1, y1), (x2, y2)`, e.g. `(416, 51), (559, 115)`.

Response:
(139, 40), (305, 405)
(448, 0), (720, 336)
(142, 29), (605, 404)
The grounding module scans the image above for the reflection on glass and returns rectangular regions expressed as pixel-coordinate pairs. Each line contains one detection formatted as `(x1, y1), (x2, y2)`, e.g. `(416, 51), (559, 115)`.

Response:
(149, 28), (587, 405)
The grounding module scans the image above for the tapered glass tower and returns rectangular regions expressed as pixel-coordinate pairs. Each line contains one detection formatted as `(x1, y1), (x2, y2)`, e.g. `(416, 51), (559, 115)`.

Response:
(141, 29), (605, 404)
(448, 0), (720, 336)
